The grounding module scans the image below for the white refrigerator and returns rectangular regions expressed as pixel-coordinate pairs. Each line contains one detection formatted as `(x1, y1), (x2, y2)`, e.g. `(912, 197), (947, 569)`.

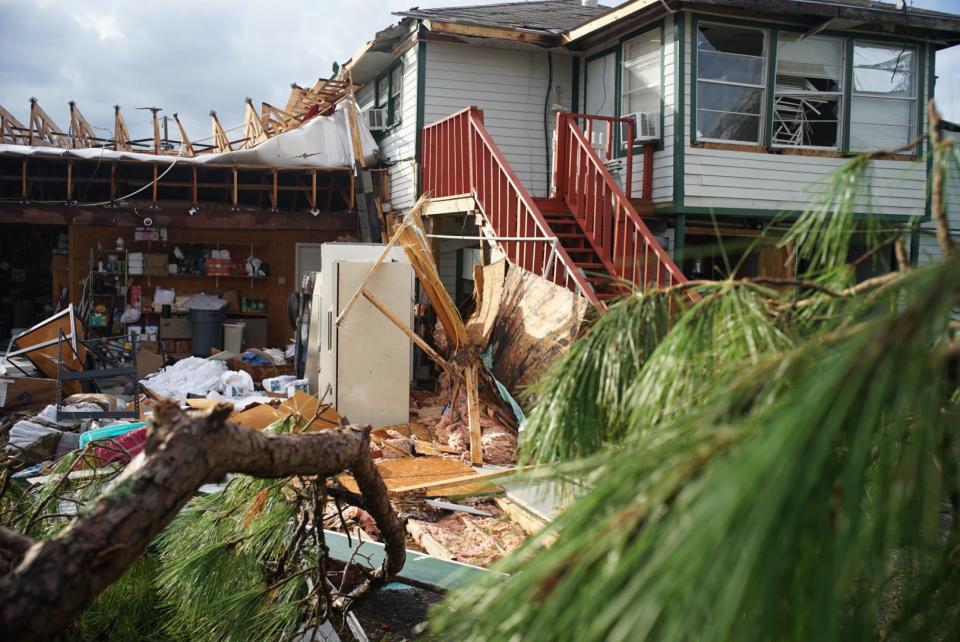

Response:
(305, 243), (413, 428)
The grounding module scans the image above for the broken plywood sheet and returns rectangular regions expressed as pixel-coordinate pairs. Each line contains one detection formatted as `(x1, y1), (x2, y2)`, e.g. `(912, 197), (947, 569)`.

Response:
(488, 263), (588, 404)
(339, 457), (501, 498)
(465, 259), (505, 347)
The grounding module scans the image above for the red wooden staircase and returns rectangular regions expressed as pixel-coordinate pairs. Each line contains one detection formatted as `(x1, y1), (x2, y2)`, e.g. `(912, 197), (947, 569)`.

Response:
(421, 106), (687, 309)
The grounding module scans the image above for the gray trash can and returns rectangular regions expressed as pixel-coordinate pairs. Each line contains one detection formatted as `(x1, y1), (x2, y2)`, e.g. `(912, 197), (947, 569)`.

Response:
(189, 308), (225, 356)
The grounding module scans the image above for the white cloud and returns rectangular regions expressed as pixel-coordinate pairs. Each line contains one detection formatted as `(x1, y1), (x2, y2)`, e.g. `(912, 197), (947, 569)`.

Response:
(71, 11), (124, 40)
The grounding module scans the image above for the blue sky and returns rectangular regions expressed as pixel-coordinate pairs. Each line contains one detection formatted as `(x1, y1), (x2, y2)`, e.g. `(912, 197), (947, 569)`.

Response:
(0, 0), (958, 142)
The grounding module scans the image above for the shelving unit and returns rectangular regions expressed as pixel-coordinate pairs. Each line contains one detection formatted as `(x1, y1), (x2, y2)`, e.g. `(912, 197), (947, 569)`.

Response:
(83, 247), (128, 335)
(127, 241), (267, 288)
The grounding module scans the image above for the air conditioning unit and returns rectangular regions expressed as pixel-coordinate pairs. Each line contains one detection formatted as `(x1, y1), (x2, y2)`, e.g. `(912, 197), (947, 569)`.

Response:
(364, 107), (387, 131)
(627, 111), (660, 141)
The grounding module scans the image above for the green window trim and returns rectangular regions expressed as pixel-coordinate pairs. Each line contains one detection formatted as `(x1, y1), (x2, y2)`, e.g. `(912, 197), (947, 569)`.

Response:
(374, 60), (404, 131)
(689, 12), (926, 157)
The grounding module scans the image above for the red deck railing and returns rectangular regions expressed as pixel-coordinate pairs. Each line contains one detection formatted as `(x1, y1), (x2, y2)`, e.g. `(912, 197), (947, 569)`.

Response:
(553, 112), (686, 291)
(422, 106), (600, 306)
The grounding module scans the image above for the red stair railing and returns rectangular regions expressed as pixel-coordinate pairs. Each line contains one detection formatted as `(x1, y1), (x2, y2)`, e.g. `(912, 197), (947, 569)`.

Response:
(422, 106), (601, 307)
(553, 112), (686, 291)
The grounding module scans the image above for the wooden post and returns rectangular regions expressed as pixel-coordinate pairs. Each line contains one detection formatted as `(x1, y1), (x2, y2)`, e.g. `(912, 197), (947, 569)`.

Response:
(191, 167), (198, 207)
(642, 142), (654, 202)
(65, 161), (73, 203)
(271, 168), (278, 211)
(232, 166), (238, 210)
(151, 163), (158, 207)
(465, 365), (483, 466)
(310, 170), (317, 210)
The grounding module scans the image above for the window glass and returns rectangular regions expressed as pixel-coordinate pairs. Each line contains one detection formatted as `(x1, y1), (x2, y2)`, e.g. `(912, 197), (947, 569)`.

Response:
(621, 30), (662, 117)
(696, 24), (767, 143)
(389, 65), (403, 125)
(773, 34), (844, 148)
(376, 77), (388, 108)
(850, 42), (917, 150)
(853, 44), (915, 96)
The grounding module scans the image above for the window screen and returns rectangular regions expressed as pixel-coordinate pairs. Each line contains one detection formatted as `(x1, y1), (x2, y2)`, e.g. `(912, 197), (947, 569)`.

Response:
(850, 43), (917, 151)
(773, 34), (844, 148)
(621, 29), (662, 118)
(697, 24), (767, 143)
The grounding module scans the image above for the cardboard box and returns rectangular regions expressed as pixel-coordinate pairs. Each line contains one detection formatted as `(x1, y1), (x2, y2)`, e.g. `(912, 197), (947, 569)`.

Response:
(137, 346), (165, 379)
(144, 253), (168, 277)
(0, 377), (57, 412)
(222, 289), (240, 313)
(175, 339), (192, 355)
(159, 317), (191, 339)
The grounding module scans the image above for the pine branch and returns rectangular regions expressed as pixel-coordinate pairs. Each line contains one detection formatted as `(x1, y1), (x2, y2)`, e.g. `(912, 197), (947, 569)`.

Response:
(0, 403), (404, 641)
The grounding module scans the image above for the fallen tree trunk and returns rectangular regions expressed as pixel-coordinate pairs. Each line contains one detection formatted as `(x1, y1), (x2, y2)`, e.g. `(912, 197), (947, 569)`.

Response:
(0, 402), (405, 641)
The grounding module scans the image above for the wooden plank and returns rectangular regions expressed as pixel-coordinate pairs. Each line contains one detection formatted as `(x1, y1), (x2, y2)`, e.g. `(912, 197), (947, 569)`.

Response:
(494, 496), (550, 539)
(564, 0), (659, 44)
(465, 365), (483, 466)
(407, 519), (456, 560)
(388, 464), (535, 495)
(339, 457), (509, 497)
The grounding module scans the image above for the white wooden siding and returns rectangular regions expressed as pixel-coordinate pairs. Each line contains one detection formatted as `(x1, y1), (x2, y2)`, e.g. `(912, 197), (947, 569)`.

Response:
(423, 41), (574, 197)
(919, 130), (960, 265)
(357, 45), (420, 210)
(682, 13), (928, 217)
(581, 15), (677, 203)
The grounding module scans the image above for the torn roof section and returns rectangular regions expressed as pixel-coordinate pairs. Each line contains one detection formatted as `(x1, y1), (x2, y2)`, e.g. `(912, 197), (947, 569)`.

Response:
(0, 100), (378, 170)
(394, 0), (611, 35)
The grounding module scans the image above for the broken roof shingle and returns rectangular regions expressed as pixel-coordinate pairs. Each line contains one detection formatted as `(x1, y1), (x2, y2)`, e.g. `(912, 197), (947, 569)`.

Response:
(394, 0), (610, 35)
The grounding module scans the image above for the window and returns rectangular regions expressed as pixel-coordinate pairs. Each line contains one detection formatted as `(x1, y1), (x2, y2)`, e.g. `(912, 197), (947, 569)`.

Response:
(621, 29), (662, 119)
(850, 42), (917, 151)
(375, 63), (403, 128)
(773, 34), (845, 149)
(696, 24), (767, 144)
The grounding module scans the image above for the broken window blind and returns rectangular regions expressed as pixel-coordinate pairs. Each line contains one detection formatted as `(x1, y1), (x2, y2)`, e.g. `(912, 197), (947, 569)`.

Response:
(773, 34), (844, 149)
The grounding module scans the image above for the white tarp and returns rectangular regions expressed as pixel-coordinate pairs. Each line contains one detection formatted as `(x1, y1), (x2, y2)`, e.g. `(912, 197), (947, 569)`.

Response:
(0, 100), (378, 170)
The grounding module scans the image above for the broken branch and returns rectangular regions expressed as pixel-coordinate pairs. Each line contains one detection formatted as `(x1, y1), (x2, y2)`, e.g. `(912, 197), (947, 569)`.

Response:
(0, 403), (404, 641)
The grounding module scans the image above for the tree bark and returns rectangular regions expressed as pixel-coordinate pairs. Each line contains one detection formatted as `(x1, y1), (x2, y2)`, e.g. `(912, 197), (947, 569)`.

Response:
(0, 402), (405, 641)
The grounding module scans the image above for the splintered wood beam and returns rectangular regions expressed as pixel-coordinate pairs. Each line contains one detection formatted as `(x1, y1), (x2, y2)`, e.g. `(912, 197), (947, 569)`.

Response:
(210, 110), (232, 152)
(310, 170), (317, 209)
(113, 105), (130, 151)
(151, 163), (158, 206)
(172, 113), (195, 157)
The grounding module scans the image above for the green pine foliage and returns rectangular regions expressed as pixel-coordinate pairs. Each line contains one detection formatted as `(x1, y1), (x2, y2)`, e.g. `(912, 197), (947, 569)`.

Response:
(431, 146), (960, 641)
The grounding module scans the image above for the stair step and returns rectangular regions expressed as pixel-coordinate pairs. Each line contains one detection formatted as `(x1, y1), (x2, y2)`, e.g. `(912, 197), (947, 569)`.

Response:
(555, 233), (588, 239)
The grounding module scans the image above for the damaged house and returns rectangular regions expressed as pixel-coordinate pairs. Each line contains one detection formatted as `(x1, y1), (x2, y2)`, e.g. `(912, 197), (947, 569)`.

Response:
(1, 0), (960, 639)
